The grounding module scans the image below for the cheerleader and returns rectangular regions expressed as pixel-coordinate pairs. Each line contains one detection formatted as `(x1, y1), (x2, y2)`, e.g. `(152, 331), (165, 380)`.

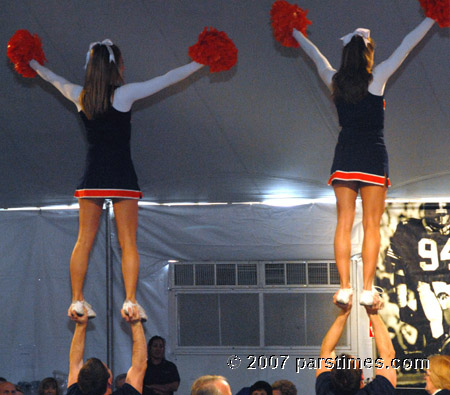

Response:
(28, 40), (209, 319)
(291, 16), (435, 305)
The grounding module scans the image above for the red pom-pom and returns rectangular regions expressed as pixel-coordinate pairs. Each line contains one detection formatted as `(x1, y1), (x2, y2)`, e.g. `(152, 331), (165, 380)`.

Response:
(270, 0), (312, 48)
(419, 0), (450, 28)
(188, 27), (238, 73)
(7, 29), (47, 78)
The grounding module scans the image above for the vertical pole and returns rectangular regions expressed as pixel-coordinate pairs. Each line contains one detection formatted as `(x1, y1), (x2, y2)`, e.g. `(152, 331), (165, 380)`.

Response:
(105, 200), (114, 373)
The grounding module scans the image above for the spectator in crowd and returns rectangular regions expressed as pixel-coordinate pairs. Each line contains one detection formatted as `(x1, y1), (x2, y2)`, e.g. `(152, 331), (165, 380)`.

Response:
(0, 382), (16, 395)
(191, 376), (231, 395)
(271, 380), (297, 395)
(143, 336), (179, 395)
(249, 381), (272, 395)
(425, 355), (450, 394)
(38, 377), (60, 395)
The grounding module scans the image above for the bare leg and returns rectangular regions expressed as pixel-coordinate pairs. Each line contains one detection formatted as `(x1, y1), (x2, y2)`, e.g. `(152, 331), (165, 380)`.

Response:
(70, 198), (104, 301)
(112, 198), (139, 303)
(333, 181), (359, 289)
(360, 184), (387, 291)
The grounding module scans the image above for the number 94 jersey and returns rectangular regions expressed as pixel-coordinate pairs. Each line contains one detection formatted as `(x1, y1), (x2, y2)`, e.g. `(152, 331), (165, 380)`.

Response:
(386, 218), (450, 286)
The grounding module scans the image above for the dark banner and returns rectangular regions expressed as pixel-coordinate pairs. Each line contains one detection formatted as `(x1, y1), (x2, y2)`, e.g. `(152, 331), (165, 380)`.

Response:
(379, 202), (450, 386)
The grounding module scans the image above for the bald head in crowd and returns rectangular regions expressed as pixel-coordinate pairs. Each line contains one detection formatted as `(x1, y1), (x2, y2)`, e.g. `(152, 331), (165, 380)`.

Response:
(0, 382), (16, 395)
(191, 375), (231, 395)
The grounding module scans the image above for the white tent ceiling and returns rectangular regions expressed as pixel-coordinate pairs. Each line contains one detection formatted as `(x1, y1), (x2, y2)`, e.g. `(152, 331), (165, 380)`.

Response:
(2, 0), (449, 208)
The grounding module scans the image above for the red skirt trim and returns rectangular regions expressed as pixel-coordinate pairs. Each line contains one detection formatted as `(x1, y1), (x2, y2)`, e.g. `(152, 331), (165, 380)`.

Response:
(328, 171), (391, 187)
(74, 189), (143, 199)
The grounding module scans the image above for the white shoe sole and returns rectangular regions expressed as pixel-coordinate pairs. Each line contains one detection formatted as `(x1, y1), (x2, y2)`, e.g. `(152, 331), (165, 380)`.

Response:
(336, 288), (353, 305)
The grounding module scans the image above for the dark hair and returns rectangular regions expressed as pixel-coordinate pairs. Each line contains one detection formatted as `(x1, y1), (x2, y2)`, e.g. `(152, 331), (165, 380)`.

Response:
(249, 380), (272, 395)
(329, 354), (362, 395)
(148, 336), (165, 349)
(38, 378), (59, 395)
(81, 43), (124, 119)
(271, 379), (297, 395)
(114, 373), (127, 390)
(78, 358), (110, 395)
(332, 35), (374, 104)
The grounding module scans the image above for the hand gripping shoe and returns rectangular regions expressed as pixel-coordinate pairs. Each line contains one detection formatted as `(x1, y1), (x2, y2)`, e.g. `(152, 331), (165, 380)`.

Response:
(359, 286), (384, 307)
(70, 300), (96, 319)
(122, 300), (148, 322)
(336, 288), (353, 305)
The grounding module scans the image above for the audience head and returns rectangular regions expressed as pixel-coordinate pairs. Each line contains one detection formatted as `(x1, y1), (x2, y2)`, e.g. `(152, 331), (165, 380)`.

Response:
(38, 377), (59, 395)
(0, 382), (16, 395)
(249, 380), (272, 395)
(271, 379), (297, 395)
(114, 373), (126, 390)
(425, 355), (450, 394)
(78, 357), (112, 395)
(191, 375), (231, 395)
(148, 335), (166, 361)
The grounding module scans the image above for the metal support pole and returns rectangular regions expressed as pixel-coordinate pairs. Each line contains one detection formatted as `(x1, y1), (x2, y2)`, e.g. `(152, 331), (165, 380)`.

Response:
(105, 200), (114, 373)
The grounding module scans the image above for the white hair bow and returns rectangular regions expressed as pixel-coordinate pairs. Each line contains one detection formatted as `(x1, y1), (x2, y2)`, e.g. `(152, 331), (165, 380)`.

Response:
(84, 39), (115, 69)
(340, 28), (371, 47)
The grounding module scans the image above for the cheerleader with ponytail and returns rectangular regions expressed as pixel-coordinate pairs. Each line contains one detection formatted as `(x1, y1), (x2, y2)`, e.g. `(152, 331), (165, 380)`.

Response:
(9, 27), (237, 321)
(271, 0), (437, 307)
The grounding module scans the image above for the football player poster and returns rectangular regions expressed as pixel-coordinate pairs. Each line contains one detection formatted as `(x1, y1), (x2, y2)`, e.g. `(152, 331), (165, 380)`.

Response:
(379, 201), (450, 387)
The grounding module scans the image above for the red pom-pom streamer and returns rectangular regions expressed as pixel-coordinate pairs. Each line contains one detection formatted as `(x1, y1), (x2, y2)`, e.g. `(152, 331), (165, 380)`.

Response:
(419, 0), (450, 28)
(7, 29), (47, 78)
(188, 27), (238, 73)
(270, 0), (312, 48)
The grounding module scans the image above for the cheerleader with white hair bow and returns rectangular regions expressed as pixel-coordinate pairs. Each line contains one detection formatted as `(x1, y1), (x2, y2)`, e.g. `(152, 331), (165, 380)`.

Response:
(28, 39), (207, 321)
(289, 15), (435, 307)
(20, 29), (237, 320)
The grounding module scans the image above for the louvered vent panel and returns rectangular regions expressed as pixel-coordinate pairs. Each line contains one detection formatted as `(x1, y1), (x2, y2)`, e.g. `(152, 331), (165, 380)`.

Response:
(308, 262), (329, 285)
(216, 264), (236, 285)
(195, 264), (215, 285)
(237, 263), (257, 285)
(174, 264), (194, 286)
(286, 262), (307, 285)
(329, 262), (340, 285)
(265, 263), (285, 285)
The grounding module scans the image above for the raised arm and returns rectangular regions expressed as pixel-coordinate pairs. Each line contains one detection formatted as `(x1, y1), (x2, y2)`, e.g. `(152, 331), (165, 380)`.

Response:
(67, 311), (88, 387)
(113, 61), (204, 112)
(366, 307), (396, 387)
(370, 17), (435, 95)
(292, 28), (336, 91)
(316, 293), (352, 377)
(29, 60), (82, 110)
(122, 306), (147, 394)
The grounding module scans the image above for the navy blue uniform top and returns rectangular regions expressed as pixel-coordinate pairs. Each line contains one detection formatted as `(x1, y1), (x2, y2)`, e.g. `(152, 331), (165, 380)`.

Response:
(329, 93), (389, 187)
(75, 107), (142, 199)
